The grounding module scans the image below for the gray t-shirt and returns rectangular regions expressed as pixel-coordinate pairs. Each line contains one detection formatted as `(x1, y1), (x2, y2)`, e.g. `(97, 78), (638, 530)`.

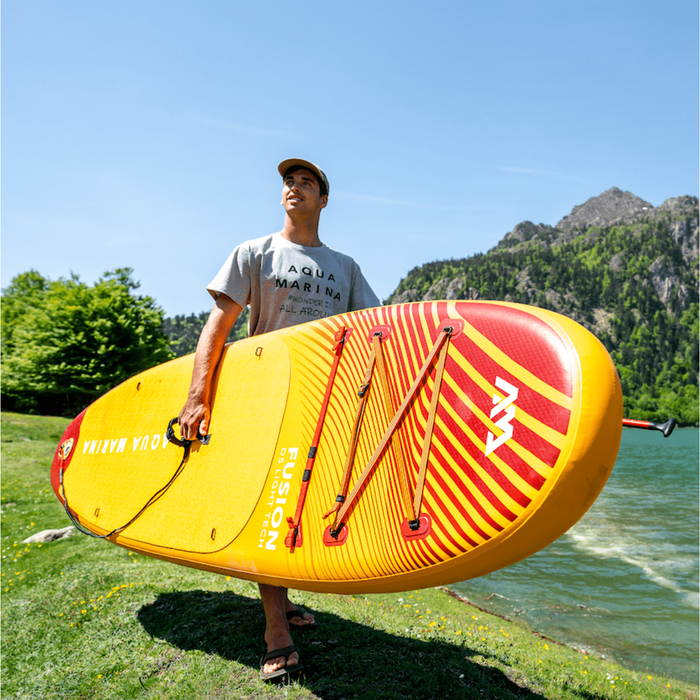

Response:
(208, 233), (380, 336)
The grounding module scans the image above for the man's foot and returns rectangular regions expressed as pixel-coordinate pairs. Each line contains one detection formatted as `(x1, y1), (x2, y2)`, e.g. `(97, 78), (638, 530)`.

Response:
(285, 606), (317, 630)
(260, 644), (303, 682)
(261, 629), (301, 677)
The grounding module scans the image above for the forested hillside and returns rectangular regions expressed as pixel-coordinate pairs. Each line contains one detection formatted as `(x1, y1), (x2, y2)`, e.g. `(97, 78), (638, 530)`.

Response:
(388, 189), (698, 425)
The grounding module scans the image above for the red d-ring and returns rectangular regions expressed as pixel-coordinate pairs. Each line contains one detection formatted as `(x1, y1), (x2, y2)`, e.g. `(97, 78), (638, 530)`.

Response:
(368, 325), (391, 343)
(323, 524), (349, 547)
(440, 319), (464, 339)
(401, 514), (432, 541)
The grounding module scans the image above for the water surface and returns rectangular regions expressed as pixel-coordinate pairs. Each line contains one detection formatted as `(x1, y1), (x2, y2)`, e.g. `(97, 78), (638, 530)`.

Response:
(450, 427), (699, 684)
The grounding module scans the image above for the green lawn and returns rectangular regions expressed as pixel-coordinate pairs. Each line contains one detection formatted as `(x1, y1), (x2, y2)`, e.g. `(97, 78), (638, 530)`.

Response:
(2, 411), (696, 700)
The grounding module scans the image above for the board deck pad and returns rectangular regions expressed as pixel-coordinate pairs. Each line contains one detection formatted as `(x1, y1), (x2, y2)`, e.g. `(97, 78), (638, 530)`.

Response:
(51, 301), (623, 593)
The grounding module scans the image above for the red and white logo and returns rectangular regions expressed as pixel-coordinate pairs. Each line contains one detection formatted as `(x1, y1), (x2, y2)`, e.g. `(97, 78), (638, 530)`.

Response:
(59, 437), (74, 461)
(485, 377), (519, 456)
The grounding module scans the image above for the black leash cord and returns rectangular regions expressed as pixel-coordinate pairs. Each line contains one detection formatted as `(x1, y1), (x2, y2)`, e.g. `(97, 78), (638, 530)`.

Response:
(60, 417), (208, 539)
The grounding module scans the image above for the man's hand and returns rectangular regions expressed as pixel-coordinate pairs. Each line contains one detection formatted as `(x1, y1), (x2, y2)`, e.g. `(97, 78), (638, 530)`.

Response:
(178, 397), (210, 441)
(177, 294), (242, 441)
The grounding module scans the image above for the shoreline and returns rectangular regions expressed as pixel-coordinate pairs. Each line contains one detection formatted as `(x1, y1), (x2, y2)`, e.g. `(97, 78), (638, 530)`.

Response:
(441, 585), (698, 686)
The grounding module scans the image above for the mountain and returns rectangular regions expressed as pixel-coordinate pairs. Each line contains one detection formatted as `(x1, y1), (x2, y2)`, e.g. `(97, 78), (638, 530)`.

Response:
(387, 189), (699, 425)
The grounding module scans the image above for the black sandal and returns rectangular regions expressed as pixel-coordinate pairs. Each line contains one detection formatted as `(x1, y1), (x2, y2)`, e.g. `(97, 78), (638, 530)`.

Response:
(260, 645), (303, 682)
(286, 607), (318, 631)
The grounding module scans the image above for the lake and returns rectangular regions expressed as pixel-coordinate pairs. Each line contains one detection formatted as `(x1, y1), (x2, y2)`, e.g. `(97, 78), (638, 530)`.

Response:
(449, 426), (699, 685)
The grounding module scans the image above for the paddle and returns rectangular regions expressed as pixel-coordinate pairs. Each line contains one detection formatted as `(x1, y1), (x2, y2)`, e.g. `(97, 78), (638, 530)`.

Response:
(622, 418), (676, 437)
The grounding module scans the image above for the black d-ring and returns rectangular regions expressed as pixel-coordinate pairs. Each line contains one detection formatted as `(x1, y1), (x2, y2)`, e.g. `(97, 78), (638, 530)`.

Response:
(166, 417), (211, 447)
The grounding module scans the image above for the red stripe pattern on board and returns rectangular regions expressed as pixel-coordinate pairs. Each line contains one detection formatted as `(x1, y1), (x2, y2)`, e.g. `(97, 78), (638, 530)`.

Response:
(287, 301), (573, 582)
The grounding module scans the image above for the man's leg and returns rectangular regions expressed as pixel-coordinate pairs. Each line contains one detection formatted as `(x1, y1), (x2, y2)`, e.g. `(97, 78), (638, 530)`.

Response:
(259, 583), (313, 675)
(259, 584), (316, 674)
(260, 584), (295, 674)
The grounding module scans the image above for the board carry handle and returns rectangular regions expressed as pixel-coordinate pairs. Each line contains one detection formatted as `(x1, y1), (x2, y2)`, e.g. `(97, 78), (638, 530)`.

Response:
(622, 417), (676, 437)
(166, 416), (211, 446)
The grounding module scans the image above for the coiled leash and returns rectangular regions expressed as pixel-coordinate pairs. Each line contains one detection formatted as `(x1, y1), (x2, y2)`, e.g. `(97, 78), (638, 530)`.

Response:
(59, 417), (209, 539)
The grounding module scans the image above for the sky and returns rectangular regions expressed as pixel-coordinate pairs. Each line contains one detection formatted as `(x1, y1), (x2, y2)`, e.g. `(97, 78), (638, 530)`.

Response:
(3, 0), (698, 316)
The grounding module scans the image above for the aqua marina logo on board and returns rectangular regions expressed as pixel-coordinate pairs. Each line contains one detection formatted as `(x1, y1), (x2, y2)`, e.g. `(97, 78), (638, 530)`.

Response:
(485, 377), (519, 456)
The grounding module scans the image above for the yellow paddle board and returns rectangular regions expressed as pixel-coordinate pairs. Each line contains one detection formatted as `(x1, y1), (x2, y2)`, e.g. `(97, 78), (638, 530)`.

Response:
(51, 301), (622, 593)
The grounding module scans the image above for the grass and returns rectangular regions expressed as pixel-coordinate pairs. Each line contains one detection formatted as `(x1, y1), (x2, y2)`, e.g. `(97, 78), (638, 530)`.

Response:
(1, 410), (697, 700)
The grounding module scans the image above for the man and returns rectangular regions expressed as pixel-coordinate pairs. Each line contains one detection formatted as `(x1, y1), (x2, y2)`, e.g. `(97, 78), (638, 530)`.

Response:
(178, 158), (379, 680)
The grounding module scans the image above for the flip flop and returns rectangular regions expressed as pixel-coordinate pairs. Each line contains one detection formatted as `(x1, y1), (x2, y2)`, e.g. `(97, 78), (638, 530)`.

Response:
(286, 607), (318, 631)
(260, 645), (303, 682)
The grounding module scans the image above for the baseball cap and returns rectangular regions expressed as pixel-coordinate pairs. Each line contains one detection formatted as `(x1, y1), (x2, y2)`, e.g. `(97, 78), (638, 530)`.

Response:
(278, 158), (329, 196)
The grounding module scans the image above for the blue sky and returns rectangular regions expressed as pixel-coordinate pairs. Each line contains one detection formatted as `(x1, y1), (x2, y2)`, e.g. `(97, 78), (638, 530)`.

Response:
(3, 0), (698, 316)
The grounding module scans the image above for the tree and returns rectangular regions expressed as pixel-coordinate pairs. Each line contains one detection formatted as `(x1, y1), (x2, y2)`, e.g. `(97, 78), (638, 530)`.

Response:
(162, 306), (251, 357)
(1, 268), (174, 416)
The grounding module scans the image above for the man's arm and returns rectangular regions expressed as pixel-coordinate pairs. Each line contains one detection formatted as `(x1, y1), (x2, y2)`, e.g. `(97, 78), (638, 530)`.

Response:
(178, 294), (242, 440)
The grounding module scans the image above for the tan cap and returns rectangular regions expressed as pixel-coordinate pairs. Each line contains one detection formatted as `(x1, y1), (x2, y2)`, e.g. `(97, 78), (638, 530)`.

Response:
(278, 158), (329, 196)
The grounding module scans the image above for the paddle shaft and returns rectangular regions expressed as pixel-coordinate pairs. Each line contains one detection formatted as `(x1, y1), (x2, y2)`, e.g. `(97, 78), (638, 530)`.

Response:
(622, 417), (676, 437)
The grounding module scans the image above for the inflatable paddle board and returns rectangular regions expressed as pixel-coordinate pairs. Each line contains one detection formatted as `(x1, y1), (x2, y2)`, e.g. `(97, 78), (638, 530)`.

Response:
(51, 301), (622, 593)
